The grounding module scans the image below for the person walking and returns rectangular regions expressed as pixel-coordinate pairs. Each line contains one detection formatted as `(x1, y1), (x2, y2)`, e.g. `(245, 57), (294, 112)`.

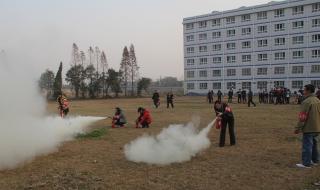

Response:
(228, 89), (233, 103)
(217, 90), (222, 102)
(295, 84), (320, 168)
(166, 92), (174, 109)
(237, 89), (242, 103)
(152, 90), (160, 108)
(248, 89), (256, 107)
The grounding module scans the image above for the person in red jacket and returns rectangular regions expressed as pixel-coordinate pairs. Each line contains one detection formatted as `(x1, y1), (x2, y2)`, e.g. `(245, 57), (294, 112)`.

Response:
(136, 107), (152, 128)
(57, 94), (70, 118)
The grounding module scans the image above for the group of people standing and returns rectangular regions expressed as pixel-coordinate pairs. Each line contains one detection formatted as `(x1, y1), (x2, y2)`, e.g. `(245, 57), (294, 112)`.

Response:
(152, 90), (175, 109)
(208, 89), (256, 107)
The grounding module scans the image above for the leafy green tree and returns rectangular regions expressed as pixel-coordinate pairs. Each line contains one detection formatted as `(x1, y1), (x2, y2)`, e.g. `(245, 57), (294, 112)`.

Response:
(65, 64), (85, 98)
(53, 62), (63, 99)
(39, 69), (55, 98)
(106, 69), (122, 97)
(137, 77), (152, 96)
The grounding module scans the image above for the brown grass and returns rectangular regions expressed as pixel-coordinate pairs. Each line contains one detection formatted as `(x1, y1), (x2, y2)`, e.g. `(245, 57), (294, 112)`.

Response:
(0, 96), (319, 190)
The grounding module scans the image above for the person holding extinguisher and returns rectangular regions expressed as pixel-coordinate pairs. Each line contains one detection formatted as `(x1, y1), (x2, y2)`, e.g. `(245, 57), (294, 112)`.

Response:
(214, 100), (236, 147)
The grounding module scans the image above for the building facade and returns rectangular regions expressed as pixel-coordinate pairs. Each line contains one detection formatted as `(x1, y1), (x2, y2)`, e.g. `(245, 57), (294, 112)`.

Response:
(183, 0), (320, 94)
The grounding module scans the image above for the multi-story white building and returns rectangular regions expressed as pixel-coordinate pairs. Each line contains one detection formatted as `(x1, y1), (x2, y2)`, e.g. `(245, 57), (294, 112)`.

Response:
(183, 0), (320, 94)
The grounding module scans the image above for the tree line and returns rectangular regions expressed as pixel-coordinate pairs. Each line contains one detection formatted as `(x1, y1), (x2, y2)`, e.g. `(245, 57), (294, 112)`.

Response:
(39, 43), (152, 99)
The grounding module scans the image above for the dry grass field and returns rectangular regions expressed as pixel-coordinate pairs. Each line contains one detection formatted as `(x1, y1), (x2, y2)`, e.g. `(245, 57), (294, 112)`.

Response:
(0, 96), (319, 190)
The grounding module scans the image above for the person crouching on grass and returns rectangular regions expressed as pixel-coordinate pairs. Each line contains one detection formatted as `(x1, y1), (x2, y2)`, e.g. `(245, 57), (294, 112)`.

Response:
(295, 84), (320, 168)
(136, 107), (152, 128)
(214, 100), (236, 147)
(112, 107), (127, 128)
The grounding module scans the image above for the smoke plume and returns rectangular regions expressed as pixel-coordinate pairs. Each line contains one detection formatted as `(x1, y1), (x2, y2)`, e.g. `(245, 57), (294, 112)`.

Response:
(124, 119), (216, 165)
(0, 56), (102, 170)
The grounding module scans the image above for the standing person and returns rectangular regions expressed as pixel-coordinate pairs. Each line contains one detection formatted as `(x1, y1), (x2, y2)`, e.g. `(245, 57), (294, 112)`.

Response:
(258, 89), (263, 104)
(210, 90), (214, 103)
(166, 92), (174, 109)
(295, 84), (320, 168)
(248, 89), (256, 107)
(152, 90), (160, 108)
(136, 107), (152, 128)
(207, 90), (213, 104)
(316, 86), (320, 100)
(217, 90), (222, 102)
(111, 107), (127, 128)
(228, 89), (233, 103)
(214, 101), (236, 147)
(57, 94), (69, 118)
(242, 89), (247, 103)
(237, 89), (242, 103)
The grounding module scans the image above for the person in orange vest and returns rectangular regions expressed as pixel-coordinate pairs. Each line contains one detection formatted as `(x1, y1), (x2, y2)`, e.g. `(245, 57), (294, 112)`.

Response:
(57, 94), (69, 118)
(136, 107), (152, 128)
(214, 100), (235, 147)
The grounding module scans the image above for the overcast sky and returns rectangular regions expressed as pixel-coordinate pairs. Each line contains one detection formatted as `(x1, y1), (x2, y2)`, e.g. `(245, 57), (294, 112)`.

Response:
(0, 0), (277, 80)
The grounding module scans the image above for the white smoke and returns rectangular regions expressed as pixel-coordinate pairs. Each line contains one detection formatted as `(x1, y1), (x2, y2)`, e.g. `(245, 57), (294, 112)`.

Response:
(0, 56), (103, 170)
(124, 119), (216, 165)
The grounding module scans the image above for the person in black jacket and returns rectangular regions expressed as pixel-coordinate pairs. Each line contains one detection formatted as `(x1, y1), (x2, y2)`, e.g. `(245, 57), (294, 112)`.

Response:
(152, 90), (160, 108)
(166, 92), (174, 108)
(228, 89), (233, 103)
(217, 90), (222, 102)
(237, 89), (242, 103)
(214, 101), (236, 147)
(248, 89), (256, 107)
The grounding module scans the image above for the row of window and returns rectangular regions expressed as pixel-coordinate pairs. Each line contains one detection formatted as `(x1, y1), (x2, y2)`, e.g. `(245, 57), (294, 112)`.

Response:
(186, 65), (320, 79)
(185, 3), (320, 30)
(186, 20), (320, 42)
(186, 80), (320, 90)
(187, 35), (319, 53)
(186, 50), (320, 64)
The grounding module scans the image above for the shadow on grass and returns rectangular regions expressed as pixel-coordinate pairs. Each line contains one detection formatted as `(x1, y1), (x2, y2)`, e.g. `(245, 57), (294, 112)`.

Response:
(76, 128), (107, 140)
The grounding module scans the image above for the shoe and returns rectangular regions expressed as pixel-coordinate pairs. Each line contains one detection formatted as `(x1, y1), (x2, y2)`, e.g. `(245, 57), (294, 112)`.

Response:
(311, 161), (319, 166)
(296, 163), (311, 168)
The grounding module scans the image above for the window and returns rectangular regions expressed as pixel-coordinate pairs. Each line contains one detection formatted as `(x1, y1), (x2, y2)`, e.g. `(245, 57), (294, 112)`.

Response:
(257, 81), (268, 90)
(227, 69), (236, 76)
(312, 34), (320, 42)
(275, 23), (285, 31)
(186, 59), (194, 66)
(275, 38), (285, 46)
(242, 27), (251, 35)
(186, 71), (195, 78)
(311, 80), (320, 87)
(242, 55), (251, 62)
(227, 42), (236, 50)
(227, 29), (236, 37)
(212, 82), (222, 89)
(275, 52), (286, 60)
(227, 56), (236, 63)
(292, 6), (304, 15)
(242, 41), (251, 48)
(186, 23), (194, 30)
(199, 70), (207, 77)
(227, 82), (236, 90)
(213, 57), (222, 64)
(292, 36), (304, 44)
(199, 46), (207, 52)
(293, 51), (304, 59)
(212, 19), (221, 27)
(213, 44), (222, 51)
(212, 31), (221, 39)
(274, 67), (285, 74)
(186, 35), (194, 42)
(242, 68), (251, 76)
(258, 39), (268, 47)
(274, 81), (285, 87)
(199, 33), (207, 40)
(275, 9), (284, 17)
(226, 16), (235, 24)
(292, 81), (303, 89)
(311, 65), (320, 73)
(187, 47), (194, 54)
(258, 54), (268, 61)
(292, 66), (304, 74)
(313, 3), (320, 12)
(199, 21), (207, 28)
(200, 58), (208, 64)
(212, 70), (221, 77)
(242, 82), (252, 90)
(312, 49), (320, 58)
(187, 83), (195, 90)
(292, 21), (304, 29)
(199, 83), (208, 90)
(241, 14), (251, 22)
(257, 25), (267, 33)
(312, 19), (320, 27)
(257, 68), (267, 75)
(257, 11), (267, 20)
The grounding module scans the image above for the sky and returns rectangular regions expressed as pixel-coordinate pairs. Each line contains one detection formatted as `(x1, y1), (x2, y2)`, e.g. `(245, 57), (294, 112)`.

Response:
(0, 0), (278, 80)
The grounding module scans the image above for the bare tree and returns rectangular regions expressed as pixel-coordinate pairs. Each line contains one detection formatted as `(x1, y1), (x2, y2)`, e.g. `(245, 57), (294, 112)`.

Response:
(129, 44), (139, 96)
(119, 46), (130, 96)
(80, 50), (86, 67)
(71, 43), (80, 66)
(95, 46), (101, 74)
(100, 51), (108, 97)
(88, 46), (94, 66)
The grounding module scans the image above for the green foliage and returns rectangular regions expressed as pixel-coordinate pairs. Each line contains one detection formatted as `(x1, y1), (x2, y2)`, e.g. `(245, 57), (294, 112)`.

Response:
(76, 128), (107, 139)
(106, 69), (122, 97)
(137, 77), (152, 96)
(53, 62), (63, 99)
(39, 69), (55, 90)
(65, 64), (85, 98)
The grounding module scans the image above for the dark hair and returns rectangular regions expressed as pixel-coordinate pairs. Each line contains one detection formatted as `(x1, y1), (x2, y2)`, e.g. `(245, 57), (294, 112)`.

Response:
(214, 100), (221, 105)
(137, 107), (144, 112)
(304, 84), (315, 93)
